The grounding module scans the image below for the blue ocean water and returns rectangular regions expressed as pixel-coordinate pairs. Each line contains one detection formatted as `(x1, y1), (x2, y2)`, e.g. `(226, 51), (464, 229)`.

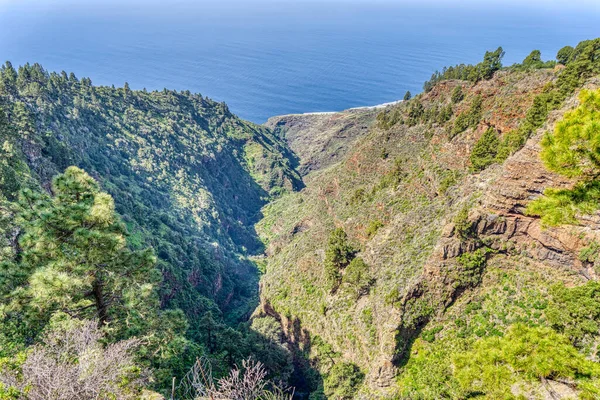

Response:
(0, 0), (599, 123)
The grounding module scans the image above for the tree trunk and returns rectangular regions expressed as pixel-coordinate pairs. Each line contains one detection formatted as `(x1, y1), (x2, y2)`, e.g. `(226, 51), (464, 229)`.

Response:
(92, 277), (109, 326)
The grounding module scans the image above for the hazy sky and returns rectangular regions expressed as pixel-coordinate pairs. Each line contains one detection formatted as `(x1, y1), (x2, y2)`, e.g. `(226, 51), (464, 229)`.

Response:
(1, 0), (599, 17)
(1, 0), (599, 7)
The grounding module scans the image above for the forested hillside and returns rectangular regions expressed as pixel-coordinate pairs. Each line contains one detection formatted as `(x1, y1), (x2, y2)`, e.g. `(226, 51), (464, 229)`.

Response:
(0, 63), (301, 396)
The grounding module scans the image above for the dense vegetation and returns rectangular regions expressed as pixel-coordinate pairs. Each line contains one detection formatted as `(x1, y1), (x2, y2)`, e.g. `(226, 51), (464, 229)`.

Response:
(0, 63), (301, 396)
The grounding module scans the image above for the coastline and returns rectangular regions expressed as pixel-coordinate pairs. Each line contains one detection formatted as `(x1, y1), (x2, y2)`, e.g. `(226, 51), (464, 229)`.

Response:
(292, 99), (403, 117)
(347, 99), (403, 110)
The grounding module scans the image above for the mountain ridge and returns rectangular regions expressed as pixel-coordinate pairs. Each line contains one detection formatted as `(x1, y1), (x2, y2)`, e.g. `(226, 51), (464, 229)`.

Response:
(1, 38), (600, 399)
(255, 39), (600, 398)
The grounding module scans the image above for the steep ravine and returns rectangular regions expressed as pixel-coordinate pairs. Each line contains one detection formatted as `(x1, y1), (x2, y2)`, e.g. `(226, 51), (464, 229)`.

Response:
(3, 39), (600, 399)
(0, 63), (306, 391)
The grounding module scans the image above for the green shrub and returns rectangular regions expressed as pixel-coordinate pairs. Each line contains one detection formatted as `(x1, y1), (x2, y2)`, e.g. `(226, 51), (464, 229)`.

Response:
(436, 104), (453, 124)
(456, 248), (490, 288)
(453, 205), (473, 240)
(324, 228), (356, 291)
(323, 362), (364, 399)
(365, 220), (384, 238)
(421, 326), (443, 343)
(343, 257), (373, 298)
(349, 188), (366, 205)
(451, 85), (464, 104)
(495, 129), (527, 162)
(380, 147), (389, 159)
(464, 301), (482, 314)
(406, 101), (425, 126)
(438, 169), (458, 194)
(546, 281), (600, 347)
(451, 96), (482, 137)
(374, 157), (407, 191)
(384, 287), (400, 307)
(376, 108), (403, 130)
(470, 128), (500, 172)
(579, 241), (600, 263)
(451, 113), (470, 137)
(360, 308), (373, 326)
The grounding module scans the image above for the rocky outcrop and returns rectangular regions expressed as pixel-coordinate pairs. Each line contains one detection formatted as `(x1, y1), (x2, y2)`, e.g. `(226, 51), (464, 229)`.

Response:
(396, 88), (600, 370)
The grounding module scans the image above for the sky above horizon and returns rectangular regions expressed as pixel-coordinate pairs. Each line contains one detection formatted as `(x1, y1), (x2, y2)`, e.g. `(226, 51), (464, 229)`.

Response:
(1, 0), (600, 8)
(2, 0), (599, 21)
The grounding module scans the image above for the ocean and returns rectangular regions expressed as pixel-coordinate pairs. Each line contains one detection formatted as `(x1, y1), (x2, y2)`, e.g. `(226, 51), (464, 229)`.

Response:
(1, 0), (599, 123)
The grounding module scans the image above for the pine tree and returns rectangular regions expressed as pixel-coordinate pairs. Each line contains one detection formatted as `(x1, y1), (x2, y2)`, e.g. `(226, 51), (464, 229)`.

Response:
(5, 167), (157, 331)
(198, 311), (219, 353)
(324, 228), (355, 291)
(526, 89), (600, 226)
(557, 45), (574, 65)
(0, 108), (24, 200)
(0, 62), (18, 95)
(522, 50), (543, 69)
(453, 324), (600, 398)
(451, 85), (464, 104)
(12, 102), (36, 138)
(540, 89), (600, 179)
(479, 47), (504, 79)
(470, 128), (499, 172)
(0, 166), (200, 391)
(123, 82), (131, 99)
(343, 257), (373, 298)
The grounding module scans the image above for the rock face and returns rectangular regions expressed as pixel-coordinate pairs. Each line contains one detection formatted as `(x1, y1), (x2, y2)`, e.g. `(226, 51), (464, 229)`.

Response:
(435, 134), (579, 267)
(479, 136), (582, 265)
(401, 84), (600, 359)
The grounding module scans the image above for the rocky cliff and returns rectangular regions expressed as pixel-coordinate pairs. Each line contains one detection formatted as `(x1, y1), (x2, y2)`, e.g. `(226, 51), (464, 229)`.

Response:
(256, 47), (600, 397)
